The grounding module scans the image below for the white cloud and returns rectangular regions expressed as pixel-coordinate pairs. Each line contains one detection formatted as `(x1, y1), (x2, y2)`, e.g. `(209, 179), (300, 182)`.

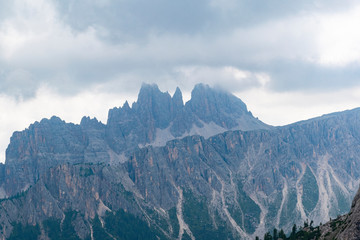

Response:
(0, 0), (57, 60)
(0, 0), (124, 80)
(223, 15), (319, 63)
(172, 65), (269, 92)
(1, 0), (360, 96)
(238, 86), (360, 126)
(316, 4), (360, 66)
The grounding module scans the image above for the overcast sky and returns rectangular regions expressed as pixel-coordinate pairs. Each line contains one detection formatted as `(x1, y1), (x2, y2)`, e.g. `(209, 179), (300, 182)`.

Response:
(1, 0), (360, 162)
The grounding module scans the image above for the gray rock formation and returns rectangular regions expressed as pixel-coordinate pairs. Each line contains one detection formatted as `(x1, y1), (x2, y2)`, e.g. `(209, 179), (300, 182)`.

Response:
(106, 83), (270, 153)
(1, 84), (360, 239)
(1, 84), (267, 197)
(1, 116), (111, 196)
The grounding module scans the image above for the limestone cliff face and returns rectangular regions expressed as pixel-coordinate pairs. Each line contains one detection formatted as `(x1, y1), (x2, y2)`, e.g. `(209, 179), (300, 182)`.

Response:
(0, 164), (142, 239)
(2, 84), (268, 198)
(124, 107), (360, 236)
(2, 116), (110, 196)
(1, 84), (360, 239)
(106, 83), (269, 154)
(4, 117), (86, 196)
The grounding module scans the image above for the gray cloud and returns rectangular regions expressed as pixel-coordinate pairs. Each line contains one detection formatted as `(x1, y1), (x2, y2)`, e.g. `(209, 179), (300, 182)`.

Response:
(1, 0), (360, 99)
(0, 69), (38, 99)
(264, 61), (360, 92)
(53, 0), (358, 39)
(54, 0), (214, 42)
(0, 1), (14, 21)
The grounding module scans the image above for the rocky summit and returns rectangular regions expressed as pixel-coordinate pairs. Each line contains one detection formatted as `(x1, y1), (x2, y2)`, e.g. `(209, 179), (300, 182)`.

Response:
(106, 83), (269, 154)
(0, 83), (360, 239)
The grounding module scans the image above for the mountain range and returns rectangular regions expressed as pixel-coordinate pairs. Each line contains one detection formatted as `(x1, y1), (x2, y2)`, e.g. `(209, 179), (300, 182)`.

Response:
(0, 83), (359, 239)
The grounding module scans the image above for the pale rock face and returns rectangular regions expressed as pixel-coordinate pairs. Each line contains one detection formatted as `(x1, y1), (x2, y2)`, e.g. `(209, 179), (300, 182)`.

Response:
(1, 84), (360, 239)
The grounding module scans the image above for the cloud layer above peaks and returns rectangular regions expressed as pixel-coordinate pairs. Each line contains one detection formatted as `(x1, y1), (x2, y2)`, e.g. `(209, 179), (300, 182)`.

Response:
(2, 0), (360, 162)
(1, 0), (360, 98)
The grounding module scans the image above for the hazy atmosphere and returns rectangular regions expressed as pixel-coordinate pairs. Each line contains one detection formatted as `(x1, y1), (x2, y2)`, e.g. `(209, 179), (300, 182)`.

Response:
(1, 0), (360, 162)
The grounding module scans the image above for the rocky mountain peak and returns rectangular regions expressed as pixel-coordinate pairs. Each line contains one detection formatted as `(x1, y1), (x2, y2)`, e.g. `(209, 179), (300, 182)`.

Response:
(122, 100), (131, 110)
(48, 115), (63, 122)
(80, 116), (104, 129)
(172, 87), (184, 107)
(186, 84), (251, 128)
(189, 83), (248, 113)
(131, 83), (172, 128)
(134, 83), (171, 108)
(105, 83), (269, 154)
(34, 116), (64, 126)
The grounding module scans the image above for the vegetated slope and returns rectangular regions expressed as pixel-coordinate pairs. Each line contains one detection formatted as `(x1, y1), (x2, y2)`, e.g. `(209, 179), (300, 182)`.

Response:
(314, 186), (360, 239)
(0, 84), (360, 239)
